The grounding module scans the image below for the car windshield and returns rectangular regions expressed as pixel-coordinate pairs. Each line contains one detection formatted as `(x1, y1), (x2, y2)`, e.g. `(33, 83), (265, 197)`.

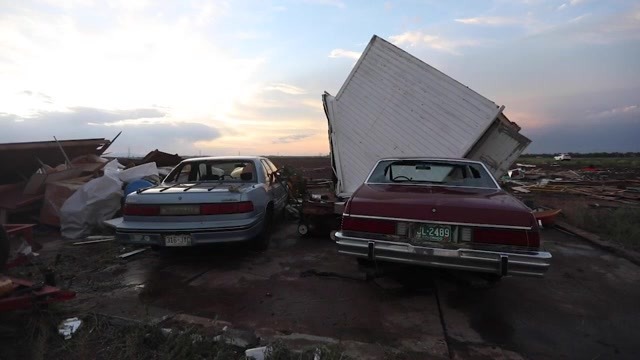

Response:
(164, 160), (257, 183)
(367, 159), (498, 189)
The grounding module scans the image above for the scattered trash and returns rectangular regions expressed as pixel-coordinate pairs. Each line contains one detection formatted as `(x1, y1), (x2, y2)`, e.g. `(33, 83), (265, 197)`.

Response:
(213, 327), (258, 348)
(118, 248), (148, 259)
(245, 346), (267, 360)
(58, 317), (82, 340)
(507, 168), (525, 179)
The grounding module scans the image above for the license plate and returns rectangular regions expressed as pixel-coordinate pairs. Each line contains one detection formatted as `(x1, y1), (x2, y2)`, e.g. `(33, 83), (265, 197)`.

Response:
(164, 234), (192, 246)
(414, 224), (451, 243)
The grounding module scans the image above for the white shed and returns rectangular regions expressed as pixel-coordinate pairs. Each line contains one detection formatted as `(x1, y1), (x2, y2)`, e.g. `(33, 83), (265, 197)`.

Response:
(324, 35), (530, 197)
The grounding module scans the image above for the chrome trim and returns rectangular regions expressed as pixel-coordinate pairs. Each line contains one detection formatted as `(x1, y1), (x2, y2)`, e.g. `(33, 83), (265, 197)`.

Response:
(363, 158), (501, 189)
(343, 214), (533, 230)
(335, 232), (551, 277)
(365, 182), (499, 190)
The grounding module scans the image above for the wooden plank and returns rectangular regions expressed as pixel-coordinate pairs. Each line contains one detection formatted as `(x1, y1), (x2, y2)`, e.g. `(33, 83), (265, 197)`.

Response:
(118, 248), (148, 259)
(72, 237), (115, 245)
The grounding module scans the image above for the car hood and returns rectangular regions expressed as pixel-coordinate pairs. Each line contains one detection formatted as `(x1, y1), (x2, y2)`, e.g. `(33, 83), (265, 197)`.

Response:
(347, 184), (534, 228)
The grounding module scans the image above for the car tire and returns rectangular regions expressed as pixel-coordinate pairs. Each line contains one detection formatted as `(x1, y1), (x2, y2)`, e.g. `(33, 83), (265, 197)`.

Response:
(297, 223), (309, 237)
(0, 227), (9, 270)
(252, 207), (273, 251)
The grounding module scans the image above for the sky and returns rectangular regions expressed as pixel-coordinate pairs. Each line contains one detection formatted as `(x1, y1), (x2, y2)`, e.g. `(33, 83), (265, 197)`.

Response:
(1, 0), (639, 156)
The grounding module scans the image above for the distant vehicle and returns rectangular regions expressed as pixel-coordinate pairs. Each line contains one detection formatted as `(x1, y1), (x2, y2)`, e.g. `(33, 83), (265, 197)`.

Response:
(334, 158), (551, 278)
(554, 153), (572, 161)
(115, 156), (288, 250)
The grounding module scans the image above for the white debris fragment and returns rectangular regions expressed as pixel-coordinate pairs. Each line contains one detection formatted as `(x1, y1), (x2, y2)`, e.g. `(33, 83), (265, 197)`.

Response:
(245, 346), (267, 360)
(58, 317), (82, 340)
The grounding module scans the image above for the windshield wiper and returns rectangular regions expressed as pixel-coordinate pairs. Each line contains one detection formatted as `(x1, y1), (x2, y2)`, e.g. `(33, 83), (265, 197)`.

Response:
(182, 182), (202, 191)
(159, 183), (181, 192)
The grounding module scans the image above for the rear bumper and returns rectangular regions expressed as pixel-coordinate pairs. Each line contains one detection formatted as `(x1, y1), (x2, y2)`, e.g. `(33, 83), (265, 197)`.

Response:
(335, 232), (551, 277)
(116, 218), (264, 246)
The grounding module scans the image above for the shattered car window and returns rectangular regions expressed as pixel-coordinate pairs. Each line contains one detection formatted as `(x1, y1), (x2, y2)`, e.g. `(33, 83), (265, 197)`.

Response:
(164, 160), (257, 183)
(367, 160), (497, 188)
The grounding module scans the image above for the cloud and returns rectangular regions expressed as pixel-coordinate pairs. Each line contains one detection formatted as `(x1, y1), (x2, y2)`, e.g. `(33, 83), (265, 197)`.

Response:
(264, 83), (307, 95)
(22, 90), (53, 103)
(389, 30), (483, 54)
(303, 0), (345, 8)
(0, 107), (221, 155)
(587, 105), (639, 120)
(23, 107), (167, 126)
(558, 0), (586, 11)
(328, 49), (362, 60)
(0, 2), (265, 120)
(454, 16), (520, 26)
(272, 133), (314, 144)
(543, 9), (640, 44)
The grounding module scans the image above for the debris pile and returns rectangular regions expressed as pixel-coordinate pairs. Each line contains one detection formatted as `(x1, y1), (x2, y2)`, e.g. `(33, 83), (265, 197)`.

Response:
(0, 135), (183, 239)
(503, 164), (640, 206)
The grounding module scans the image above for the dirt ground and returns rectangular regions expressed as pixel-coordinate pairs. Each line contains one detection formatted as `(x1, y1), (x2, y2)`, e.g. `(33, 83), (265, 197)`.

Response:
(1, 220), (640, 359)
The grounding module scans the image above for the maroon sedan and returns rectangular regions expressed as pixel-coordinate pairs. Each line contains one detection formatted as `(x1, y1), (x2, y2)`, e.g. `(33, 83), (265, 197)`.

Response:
(335, 158), (551, 277)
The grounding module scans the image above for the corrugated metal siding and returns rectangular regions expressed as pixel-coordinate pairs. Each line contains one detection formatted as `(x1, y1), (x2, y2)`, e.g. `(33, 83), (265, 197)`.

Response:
(326, 35), (504, 196)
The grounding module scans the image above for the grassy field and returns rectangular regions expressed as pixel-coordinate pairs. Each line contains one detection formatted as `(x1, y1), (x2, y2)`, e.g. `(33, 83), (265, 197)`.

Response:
(517, 156), (640, 168)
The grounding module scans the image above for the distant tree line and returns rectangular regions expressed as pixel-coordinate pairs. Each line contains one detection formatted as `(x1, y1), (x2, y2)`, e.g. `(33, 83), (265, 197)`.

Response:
(521, 152), (640, 158)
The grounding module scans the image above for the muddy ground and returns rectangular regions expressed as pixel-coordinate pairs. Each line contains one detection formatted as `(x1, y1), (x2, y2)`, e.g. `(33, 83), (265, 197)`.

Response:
(1, 221), (639, 359)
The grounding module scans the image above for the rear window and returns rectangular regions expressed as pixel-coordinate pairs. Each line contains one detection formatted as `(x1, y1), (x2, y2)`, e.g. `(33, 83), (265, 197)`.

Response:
(164, 160), (257, 183)
(367, 160), (497, 189)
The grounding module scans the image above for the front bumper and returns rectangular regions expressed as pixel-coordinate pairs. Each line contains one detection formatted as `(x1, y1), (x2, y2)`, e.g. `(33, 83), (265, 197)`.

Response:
(116, 218), (264, 247)
(335, 232), (551, 277)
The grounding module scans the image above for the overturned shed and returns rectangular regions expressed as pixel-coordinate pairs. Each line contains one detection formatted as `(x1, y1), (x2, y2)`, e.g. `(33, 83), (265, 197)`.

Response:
(324, 35), (531, 197)
(0, 138), (112, 184)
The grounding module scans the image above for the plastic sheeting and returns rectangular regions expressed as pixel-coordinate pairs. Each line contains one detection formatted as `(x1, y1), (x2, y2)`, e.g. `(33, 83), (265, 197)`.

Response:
(60, 160), (124, 239)
(60, 161), (160, 239)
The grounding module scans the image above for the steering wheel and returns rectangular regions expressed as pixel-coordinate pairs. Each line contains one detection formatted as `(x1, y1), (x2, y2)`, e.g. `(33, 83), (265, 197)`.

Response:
(392, 176), (412, 181)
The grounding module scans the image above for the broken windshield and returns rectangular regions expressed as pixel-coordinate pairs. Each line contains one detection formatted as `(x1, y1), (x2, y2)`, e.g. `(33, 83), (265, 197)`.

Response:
(366, 160), (498, 189)
(164, 160), (257, 184)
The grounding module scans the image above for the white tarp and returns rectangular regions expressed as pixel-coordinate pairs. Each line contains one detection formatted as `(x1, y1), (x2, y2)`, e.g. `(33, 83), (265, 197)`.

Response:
(60, 161), (160, 239)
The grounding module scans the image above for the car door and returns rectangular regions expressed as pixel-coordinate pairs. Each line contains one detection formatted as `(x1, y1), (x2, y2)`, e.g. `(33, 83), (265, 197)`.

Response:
(260, 159), (287, 212)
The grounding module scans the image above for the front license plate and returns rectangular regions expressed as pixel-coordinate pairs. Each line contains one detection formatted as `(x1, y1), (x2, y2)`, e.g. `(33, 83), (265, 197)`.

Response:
(164, 234), (192, 246)
(414, 224), (451, 243)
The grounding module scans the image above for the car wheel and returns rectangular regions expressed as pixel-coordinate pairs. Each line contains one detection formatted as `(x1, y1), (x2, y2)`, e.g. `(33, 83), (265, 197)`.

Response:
(252, 207), (273, 251)
(297, 223), (309, 237)
(0, 227), (9, 270)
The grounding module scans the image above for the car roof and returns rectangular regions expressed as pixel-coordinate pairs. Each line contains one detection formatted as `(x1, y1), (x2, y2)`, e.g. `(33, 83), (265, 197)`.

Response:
(180, 156), (265, 163)
(376, 157), (486, 165)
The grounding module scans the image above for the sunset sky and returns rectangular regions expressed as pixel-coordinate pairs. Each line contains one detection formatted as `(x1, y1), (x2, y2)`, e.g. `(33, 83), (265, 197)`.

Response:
(1, 0), (639, 156)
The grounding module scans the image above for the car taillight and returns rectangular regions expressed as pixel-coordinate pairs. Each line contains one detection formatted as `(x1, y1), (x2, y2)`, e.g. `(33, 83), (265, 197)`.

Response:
(341, 216), (396, 235)
(472, 228), (540, 248)
(200, 201), (254, 215)
(123, 204), (161, 216)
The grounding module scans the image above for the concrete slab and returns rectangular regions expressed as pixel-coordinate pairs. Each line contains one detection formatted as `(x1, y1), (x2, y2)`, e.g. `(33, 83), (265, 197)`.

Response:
(437, 228), (640, 360)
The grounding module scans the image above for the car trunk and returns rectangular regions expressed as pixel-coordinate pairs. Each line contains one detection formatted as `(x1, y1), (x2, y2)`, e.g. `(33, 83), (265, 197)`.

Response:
(342, 184), (540, 249)
(347, 184), (533, 228)
(123, 183), (256, 222)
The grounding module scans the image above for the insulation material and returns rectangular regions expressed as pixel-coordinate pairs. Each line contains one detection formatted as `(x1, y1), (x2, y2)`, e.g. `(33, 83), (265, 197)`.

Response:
(39, 178), (88, 227)
(60, 160), (124, 239)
